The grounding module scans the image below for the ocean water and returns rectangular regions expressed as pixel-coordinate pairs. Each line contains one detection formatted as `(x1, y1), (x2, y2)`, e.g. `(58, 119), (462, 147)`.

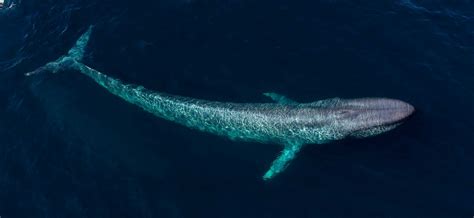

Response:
(0, 0), (473, 217)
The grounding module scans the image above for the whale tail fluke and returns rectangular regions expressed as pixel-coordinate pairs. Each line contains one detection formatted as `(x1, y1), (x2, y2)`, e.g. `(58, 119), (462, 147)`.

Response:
(66, 25), (93, 61)
(25, 25), (94, 76)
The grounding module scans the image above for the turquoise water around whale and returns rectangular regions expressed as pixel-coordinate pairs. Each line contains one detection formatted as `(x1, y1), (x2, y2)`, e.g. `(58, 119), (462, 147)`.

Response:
(0, 0), (473, 217)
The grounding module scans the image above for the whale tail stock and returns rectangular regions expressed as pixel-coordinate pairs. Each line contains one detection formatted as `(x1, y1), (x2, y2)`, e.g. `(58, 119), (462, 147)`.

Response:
(25, 25), (93, 76)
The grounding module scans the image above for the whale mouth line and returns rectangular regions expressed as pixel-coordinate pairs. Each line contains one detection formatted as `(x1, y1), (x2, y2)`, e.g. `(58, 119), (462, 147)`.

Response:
(350, 122), (402, 138)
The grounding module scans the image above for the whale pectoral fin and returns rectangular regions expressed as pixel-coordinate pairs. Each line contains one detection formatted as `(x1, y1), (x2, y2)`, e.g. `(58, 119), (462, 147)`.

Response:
(263, 142), (304, 180)
(263, 92), (297, 104)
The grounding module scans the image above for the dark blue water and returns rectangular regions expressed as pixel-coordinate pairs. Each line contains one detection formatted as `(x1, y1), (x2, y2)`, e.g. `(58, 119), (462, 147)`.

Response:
(0, 0), (473, 217)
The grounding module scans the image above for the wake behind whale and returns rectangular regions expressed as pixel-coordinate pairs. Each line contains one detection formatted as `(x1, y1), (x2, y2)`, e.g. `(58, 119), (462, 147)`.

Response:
(27, 26), (415, 180)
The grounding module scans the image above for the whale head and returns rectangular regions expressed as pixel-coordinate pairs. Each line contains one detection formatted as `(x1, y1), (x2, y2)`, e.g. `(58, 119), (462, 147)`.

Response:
(310, 98), (415, 140)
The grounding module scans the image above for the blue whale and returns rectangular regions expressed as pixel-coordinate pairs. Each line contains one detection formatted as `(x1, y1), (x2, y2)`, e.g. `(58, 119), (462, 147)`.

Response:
(27, 26), (415, 180)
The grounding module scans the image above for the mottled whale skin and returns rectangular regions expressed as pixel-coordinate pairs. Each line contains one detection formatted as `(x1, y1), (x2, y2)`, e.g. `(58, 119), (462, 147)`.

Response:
(27, 27), (415, 180)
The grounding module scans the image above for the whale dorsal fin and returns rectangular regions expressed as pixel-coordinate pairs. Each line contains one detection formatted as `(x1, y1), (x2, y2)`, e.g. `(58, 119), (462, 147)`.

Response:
(263, 92), (297, 105)
(263, 142), (304, 180)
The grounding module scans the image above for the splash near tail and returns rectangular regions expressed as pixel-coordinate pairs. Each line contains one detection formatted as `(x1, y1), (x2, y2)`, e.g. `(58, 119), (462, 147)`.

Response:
(25, 25), (93, 76)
